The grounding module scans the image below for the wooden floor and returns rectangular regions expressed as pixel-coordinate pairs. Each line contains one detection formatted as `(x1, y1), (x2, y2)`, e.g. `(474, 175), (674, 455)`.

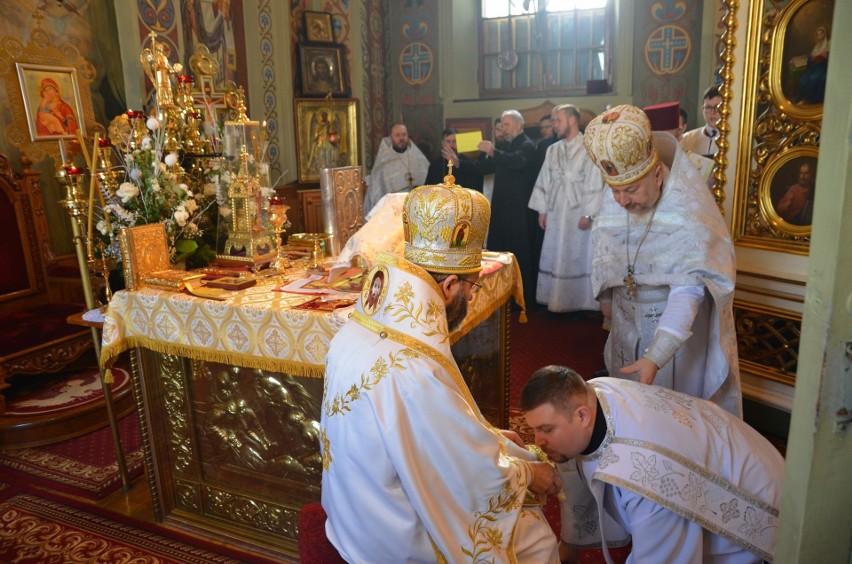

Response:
(98, 471), (157, 522)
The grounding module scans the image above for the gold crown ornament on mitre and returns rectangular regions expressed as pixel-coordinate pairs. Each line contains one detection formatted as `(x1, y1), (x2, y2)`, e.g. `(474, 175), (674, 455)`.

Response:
(402, 166), (491, 274)
(583, 104), (658, 186)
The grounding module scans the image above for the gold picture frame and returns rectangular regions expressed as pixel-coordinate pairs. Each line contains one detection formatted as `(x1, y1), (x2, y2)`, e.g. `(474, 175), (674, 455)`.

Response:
(759, 146), (818, 236)
(304, 11), (334, 43)
(730, 0), (831, 255)
(16, 63), (87, 142)
(768, 0), (833, 122)
(0, 18), (99, 163)
(294, 98), (359, 184)
(299, 44), (346, 97)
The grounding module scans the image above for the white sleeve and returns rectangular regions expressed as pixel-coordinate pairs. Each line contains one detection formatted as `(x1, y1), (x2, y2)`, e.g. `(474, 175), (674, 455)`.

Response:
(657, 285), (705, 341)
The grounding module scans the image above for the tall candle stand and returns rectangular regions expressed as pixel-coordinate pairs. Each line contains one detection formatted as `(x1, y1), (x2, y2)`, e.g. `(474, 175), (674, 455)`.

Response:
(57, 161), (130, 491)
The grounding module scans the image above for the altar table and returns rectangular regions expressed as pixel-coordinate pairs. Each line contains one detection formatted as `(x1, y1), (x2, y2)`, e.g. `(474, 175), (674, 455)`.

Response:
(101, 256), (522, 557)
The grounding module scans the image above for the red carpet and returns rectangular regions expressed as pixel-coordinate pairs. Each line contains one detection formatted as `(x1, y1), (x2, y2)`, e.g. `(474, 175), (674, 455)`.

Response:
(0, 411), (144, 499)
(509, 309), (609, 408)
(0, 483), (280, 563)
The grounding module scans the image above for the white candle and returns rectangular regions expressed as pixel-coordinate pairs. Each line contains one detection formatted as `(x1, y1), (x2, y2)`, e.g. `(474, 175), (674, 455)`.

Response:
(58, 138), (67, 165)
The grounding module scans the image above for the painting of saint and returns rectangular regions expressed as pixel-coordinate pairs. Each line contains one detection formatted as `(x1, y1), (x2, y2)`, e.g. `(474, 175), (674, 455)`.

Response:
(769, 156), (818, 227)
(362, 268), (386, 314)
(781, 0), (834, 106)
(16, 64), (86, 142)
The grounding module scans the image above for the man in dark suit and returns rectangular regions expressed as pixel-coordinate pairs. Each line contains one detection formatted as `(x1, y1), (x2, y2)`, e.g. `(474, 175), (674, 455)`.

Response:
(424, 128), (483, 191)
(477, 110), (540, 306)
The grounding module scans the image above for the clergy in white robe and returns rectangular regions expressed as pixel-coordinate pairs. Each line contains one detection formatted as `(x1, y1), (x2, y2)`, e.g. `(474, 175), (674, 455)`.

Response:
(583, 105), (741, 417)
(522, 366), (784, 564)
(528, 104), (604, 312)
(321, 180), (560, 563)
(363, 123), (429, 214)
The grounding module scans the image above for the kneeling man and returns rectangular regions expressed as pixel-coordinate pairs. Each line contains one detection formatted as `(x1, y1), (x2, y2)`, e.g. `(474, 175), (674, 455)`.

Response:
(522, 365), (784, 563)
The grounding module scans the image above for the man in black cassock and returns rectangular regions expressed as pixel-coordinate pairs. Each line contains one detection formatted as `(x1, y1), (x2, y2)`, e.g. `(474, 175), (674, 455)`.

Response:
(424, 128), (484, 192)
(477, 110), (540, 306)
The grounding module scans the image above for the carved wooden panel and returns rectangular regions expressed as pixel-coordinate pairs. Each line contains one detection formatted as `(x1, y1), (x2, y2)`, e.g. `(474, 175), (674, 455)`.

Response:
(734, 300), (802, 386)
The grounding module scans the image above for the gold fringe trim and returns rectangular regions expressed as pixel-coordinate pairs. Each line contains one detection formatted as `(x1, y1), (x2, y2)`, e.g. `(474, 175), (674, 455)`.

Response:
(99, 336), (325, 378)
(509, 256), (527, 324)
(103, 368), (114, 384)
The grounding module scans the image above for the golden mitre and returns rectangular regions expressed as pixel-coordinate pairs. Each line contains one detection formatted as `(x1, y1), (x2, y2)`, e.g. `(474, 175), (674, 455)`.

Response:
(402, 166), (491, 274)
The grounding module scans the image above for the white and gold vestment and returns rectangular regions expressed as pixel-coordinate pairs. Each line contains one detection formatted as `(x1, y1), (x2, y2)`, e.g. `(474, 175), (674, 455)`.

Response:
(320, 252), (558, 563)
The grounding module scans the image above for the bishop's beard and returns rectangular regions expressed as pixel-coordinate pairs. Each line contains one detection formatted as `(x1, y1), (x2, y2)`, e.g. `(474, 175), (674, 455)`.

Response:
(445, 289), (469, 333)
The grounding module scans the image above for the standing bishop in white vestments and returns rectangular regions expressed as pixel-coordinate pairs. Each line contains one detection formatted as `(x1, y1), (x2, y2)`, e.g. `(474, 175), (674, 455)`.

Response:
(363, 123), (429, 214)
(583, 105), (742, 417)
(528, 104), (604, 312)
(523, 366), (784, 564)
(321, 176), (561, 563)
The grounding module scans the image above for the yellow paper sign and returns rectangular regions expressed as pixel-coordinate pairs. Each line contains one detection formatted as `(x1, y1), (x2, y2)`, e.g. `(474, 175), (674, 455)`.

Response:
(455, 130), (483, 154)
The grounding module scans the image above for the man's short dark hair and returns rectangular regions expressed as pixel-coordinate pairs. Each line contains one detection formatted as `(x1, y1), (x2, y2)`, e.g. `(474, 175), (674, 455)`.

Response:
(679, 108), (688, 123)
(442, 128), (459, 137)
(703, 85), (720, 100)
(520, 365), (588, 414)
(540, 114), (552, 123)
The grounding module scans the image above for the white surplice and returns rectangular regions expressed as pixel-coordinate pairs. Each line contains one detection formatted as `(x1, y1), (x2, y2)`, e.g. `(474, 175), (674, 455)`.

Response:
(565, 378), (783, 563)
(321, 252), (559, 563)
(591, 133), (741, 416)
(528, 135), (604, 312)
(363, 138), (429, 214)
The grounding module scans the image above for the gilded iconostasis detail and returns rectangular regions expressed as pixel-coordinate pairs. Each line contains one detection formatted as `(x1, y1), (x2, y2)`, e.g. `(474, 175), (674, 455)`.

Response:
(732, 0), (833, 255)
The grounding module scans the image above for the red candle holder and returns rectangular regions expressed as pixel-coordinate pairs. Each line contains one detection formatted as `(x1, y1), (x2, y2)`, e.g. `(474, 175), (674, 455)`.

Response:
(177, 74), (194, 85)
(126, 109), (143, 119)
(98, 137), (111, 148)
(269, 195), (285, 206)
(63, 164), (84, 176)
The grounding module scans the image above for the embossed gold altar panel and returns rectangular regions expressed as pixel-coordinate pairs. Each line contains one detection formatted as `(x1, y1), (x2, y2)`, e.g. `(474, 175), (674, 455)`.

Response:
(131, 304), (510, 558)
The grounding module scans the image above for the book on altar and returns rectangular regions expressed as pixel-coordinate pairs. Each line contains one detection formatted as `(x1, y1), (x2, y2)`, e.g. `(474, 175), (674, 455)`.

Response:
(142, 269), (205, 290)
(275, 266), (365, 295)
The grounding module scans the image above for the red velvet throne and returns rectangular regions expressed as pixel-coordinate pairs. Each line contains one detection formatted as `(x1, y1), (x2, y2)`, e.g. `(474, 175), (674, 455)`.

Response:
(0, 154), (91, 415)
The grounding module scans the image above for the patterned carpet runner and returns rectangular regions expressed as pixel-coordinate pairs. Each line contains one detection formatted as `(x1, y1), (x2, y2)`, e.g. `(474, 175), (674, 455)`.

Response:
(0, 483), (280, 563)
(0, 411), (144, 499)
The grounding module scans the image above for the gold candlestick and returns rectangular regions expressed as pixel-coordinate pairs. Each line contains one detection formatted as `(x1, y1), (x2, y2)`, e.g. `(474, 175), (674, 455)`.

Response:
(268, 195), (290, 270)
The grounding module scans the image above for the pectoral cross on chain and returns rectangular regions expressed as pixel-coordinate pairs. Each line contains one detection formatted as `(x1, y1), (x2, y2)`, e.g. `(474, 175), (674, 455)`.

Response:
(406, 172), (414, 188)
(624, 266), (637, 299)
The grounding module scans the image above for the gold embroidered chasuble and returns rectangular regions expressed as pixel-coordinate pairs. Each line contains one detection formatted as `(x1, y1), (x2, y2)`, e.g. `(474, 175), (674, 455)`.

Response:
(320, 253), (558, 563)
